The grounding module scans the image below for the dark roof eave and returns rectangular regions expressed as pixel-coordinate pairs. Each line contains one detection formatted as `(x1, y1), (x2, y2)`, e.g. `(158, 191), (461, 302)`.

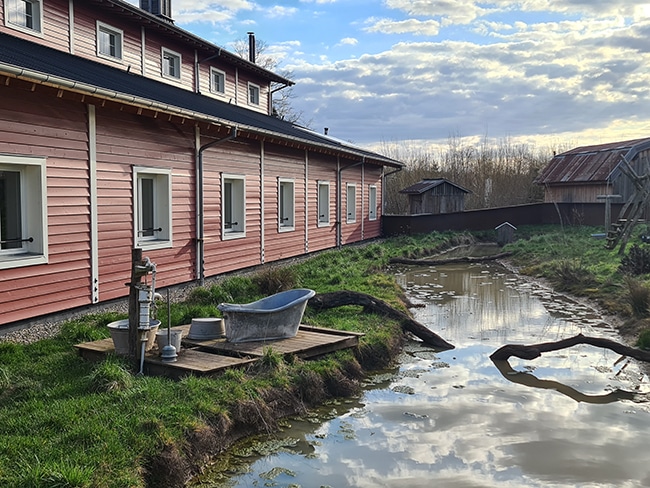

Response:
(0, 62), (401, 168)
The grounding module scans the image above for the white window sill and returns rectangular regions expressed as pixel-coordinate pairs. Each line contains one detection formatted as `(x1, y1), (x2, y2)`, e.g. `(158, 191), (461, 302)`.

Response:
(223, 232), (246, 241)
(137, 240), (172, 251)
(0, 253), (47, 270)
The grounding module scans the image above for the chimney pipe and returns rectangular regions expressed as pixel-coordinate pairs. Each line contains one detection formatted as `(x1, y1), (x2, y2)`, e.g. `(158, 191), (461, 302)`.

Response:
(248, 32), (256, 64)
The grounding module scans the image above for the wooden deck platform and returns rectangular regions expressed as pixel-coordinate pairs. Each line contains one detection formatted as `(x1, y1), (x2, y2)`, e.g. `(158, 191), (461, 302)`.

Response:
(75, 324), (363, 379)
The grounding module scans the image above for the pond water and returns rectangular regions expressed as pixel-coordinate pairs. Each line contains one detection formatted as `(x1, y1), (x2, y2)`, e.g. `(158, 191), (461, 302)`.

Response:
(191, 259), (650, 487)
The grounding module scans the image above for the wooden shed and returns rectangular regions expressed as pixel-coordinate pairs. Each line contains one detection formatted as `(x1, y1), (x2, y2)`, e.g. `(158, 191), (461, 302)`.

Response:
(536, 137), (650, 204)
(399, 179), (471, 215)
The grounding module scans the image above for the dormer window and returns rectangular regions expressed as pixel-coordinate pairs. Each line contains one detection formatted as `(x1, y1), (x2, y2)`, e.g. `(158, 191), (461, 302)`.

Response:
(161, 48), (181, 80)
(97, 22), (123, 61)
(248, 82), (260, 106)
(210, 68), (226, 95)
(5, 0), (42, 35)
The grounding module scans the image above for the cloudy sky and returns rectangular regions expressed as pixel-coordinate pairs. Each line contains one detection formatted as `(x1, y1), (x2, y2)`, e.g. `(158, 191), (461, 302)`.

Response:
(128, 1), (650, 151)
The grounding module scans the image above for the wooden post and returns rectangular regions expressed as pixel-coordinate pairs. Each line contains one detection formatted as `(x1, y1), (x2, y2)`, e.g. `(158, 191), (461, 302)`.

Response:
(597, 194), (621, 232)
(128, 248), (143, 370)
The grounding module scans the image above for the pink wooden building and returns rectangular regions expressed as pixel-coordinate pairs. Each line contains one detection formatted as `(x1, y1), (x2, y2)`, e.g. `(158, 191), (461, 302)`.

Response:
(0, 0), (402, 326)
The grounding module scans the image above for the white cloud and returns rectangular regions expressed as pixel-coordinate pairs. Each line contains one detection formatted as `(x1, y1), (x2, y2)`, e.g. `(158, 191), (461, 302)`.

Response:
(265, 5), (298, 18)
(338, 37), (359, 46)
(364, 18), (441, 36)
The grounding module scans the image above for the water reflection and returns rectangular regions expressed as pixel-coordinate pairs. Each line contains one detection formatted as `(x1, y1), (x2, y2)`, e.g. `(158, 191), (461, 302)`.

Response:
(192, 262), (650, 488)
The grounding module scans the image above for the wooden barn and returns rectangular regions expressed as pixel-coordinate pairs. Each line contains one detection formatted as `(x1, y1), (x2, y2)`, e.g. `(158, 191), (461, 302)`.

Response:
(0, 0), (402, 326)
(535, 137), (650, 203)
(399, 179), (470, 215)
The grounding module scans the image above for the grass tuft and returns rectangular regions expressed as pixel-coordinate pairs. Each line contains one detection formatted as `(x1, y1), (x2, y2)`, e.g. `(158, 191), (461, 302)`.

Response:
(86, 357), (133, 393)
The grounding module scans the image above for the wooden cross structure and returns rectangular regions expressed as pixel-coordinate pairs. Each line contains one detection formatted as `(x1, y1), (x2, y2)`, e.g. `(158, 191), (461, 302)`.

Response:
(606, 157), (650, 254)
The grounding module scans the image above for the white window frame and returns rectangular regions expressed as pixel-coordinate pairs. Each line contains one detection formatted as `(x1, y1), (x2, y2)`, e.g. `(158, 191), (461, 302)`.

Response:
(278, 178), (295, 232)
(368, 185), (377, 221)
(0, 154), (48, 270)
(222, 174), (246, 239)
(317, 181), (330, 227)
(210, 67), (226, 95)
(97, 21), (123, 61)
(248, 82), (260, 106)
(4, 0), (43, 35)
(133, 167), (172, 250)
(346, 183), (357, 224)
(161, 47), (181, 80)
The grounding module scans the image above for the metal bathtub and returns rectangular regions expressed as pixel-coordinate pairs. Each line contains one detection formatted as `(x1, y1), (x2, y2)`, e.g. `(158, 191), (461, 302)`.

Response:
(217, 288), (316, 343)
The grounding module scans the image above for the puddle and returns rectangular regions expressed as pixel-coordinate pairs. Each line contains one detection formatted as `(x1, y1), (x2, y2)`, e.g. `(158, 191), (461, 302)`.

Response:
(190, 262), (650, 487)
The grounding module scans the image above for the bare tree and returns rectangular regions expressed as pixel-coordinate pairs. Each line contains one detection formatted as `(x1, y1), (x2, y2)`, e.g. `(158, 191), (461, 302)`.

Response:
(232, 36), (311, 127)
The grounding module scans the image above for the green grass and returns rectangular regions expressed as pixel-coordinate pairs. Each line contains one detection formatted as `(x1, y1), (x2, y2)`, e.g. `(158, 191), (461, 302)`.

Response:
(4, 226), (636, 487)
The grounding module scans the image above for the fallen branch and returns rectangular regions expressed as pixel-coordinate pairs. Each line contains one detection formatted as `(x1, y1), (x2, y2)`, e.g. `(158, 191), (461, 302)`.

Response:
(309, 291), (454, 350)
(490, 333), (650, 362)
(389, 252), (512, 266)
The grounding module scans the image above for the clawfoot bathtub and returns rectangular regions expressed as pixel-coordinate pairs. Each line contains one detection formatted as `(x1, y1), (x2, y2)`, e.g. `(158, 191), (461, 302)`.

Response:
(217, 288), (316, 343)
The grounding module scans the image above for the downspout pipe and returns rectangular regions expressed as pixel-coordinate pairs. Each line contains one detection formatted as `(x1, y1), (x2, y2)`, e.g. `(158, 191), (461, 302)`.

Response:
(337, 158), (364, 249)
(196, 126), (238, 285)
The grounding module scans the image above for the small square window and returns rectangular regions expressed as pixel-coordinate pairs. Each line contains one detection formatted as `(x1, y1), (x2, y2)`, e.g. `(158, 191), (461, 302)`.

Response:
(248, 82), (260, 105)
(210, 68), (226, 95)
(278, 178), (295, 231)
(162, 48), (181, 79)
(0, 155), (48, 270)
(134, 167), (172, 250)
(5, 0), (42, 34)
(97, 22), (123, 60)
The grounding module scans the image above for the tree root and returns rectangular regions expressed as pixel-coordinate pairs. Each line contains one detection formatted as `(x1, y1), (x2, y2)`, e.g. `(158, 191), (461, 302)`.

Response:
(309, 291), (454, 350)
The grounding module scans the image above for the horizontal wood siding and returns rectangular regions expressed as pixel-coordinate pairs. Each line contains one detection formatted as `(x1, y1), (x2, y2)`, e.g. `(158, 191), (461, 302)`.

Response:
(341, 162), (363, 245)
(142, 29), (195, 91)
(236, 71), (270, 115)
(0, 0), (69, 51)
(307, 153), (338, 252)
(72, 8), (143, 72)
(544, 184), (609, 203)
(95, 109), (196, 300)
(263, 145), (306, 262)
(364, 166), (383, 238)
(202, 139), (262, 276)
(0, 86), (92, 324)
(198, 60), (238, 103)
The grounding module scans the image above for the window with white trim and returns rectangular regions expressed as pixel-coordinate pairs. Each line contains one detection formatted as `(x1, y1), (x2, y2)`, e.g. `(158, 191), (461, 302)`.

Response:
(278, 178), (295, 231)
(346, 183), (356, 224)
(222, 174), (245, 238)
(210, 67), (226, 95)
(248, 82), (260, 106)
(317, 181), (330, 226)
(161, 48), (181, 79)
(368, 185), (377, 221)
(0, 155), (47, 270)
(5, 0), (42, 34)
(97, 22), (123, 60)
(133, 167), (172, 250)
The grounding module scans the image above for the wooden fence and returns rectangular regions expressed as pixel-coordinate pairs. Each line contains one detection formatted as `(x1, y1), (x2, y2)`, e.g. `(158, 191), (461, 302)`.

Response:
(382, 202), (625, 236)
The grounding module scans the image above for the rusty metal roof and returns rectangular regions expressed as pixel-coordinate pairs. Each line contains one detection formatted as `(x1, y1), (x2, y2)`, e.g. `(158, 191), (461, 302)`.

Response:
(536, 137), (650, 185)
(399, 178), (471, 194)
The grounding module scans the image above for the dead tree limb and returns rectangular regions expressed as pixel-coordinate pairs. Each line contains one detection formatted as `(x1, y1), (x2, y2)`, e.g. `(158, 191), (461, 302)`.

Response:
(490, 333), (650, 362)
(308, 291), (454, 350)
(389, 252), (512, 266)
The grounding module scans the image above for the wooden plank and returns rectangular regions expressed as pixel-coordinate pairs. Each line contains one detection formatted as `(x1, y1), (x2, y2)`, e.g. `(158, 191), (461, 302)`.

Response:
(187, 328), (359, 359)
(144, 350), (257, 379)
